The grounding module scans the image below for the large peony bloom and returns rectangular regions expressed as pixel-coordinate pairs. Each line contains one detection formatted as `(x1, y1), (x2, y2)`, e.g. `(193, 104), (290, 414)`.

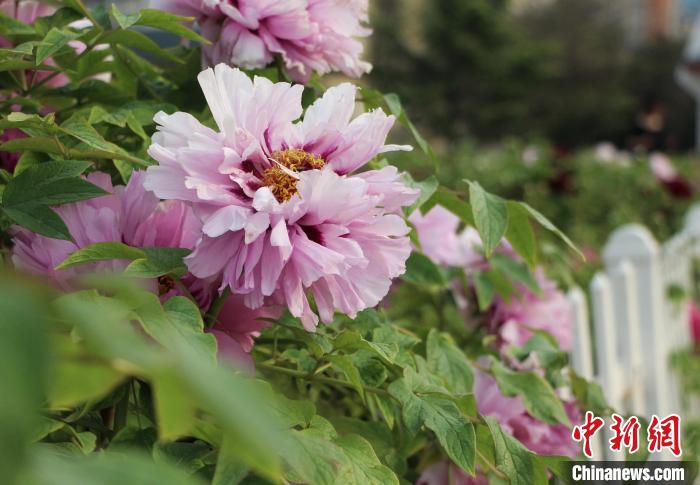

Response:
(491, 268), (573, 351)
(155, 0), (371, 82)
(144, 64), (418, 330)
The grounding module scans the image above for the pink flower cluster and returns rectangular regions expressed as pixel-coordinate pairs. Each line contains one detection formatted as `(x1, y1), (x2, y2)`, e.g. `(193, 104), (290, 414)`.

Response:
(10, 172), (269, 367)
(411, 205), (573, 352)
(145, 64), (418, 330)
(156, 0), (371, 82)
(411, 203), (580, 477)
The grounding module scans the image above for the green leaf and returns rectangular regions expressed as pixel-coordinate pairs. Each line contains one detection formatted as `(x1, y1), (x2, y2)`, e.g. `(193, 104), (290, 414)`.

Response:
(124, 247), (191, 278)
(406, 175), (438, 214)
(36, 28), (80, 65)
(505, 200), (537, 267)
(3, 205), (72, 240)
(327, 355), (366, 402)
(473, 271), (495, 311)
(519, 202), (584, 261)
(489, 253), (540, 295)
(334, 331), (398, 366)
(48, 355), (124, 407)
(468, 181), (507, 257)
(388, 370), (475, 474)
(0, 277), (49, 484)
(334, 434), (399, 485)
(0, 136), (62, 154)
(570, 370), (610, 415)
(213, 437), (250, 485)
(491, 360), (570, 426)
(426, 329), (474, 394)
(485, 417), (547, 485)
(0, 11), (35, 36)
(28, 448), (205, 485)
(383, 93), (438, 170)
(424, 188), (474, 225)
(136, 9), (210, 44)
(2, 160), (102, 208)
(102, 29), (183, 63)
(56, 242), (146, 270)
(153, 370), (196, 441)
(6, 177), (106, 207)
(401, 252), (447, 287)
(110, 4), (141, 29)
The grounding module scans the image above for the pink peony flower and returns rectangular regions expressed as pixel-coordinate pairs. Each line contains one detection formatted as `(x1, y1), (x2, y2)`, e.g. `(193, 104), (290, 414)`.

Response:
(0, 128), (26, 171)
(409, 205), (484, 269)
(491, 267), (573, 351)
(208, 294), (280, 369)
(155, 0), (371, 82)
(10, 171), (215, 303)
(475, 370), (580, 458)
(144, 64), (418, 330)
(649, 152), (677, 182)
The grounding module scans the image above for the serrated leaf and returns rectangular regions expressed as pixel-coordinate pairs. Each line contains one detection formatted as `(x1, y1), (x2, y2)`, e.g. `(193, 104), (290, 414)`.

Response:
(468, 181), (507, 257)
(56, 242), (146, 269)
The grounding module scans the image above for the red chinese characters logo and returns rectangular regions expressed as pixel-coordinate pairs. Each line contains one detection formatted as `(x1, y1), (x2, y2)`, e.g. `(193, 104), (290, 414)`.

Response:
(572, 411), (605, 458)
(647, 414), (682, 457)
(572, 412), (682, 458)
(609, 413), (640, 453)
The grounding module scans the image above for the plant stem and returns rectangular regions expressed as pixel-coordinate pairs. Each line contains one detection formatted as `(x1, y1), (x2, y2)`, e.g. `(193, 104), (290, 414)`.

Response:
(205, 287), (230, 328)
(258, 362), (393, 397)
(113, 388), (129, 435)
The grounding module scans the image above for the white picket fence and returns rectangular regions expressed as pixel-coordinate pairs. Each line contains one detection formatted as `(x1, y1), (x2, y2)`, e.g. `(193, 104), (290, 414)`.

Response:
(567, 204), (700, 460)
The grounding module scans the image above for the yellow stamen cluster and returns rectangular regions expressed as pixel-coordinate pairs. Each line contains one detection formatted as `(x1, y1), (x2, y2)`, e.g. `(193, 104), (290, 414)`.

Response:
(262, 148), (325, 202)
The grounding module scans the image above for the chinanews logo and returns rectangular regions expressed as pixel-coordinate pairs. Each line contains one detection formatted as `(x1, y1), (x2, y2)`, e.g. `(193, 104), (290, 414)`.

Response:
(567, 411), (698, 484)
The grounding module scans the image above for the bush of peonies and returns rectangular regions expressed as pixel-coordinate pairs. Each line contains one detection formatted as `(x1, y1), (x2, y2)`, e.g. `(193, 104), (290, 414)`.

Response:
(0, 1), (614, 483)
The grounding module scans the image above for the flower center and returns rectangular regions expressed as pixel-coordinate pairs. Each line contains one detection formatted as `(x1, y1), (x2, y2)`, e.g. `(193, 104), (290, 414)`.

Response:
(262, 148), (325, 202)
